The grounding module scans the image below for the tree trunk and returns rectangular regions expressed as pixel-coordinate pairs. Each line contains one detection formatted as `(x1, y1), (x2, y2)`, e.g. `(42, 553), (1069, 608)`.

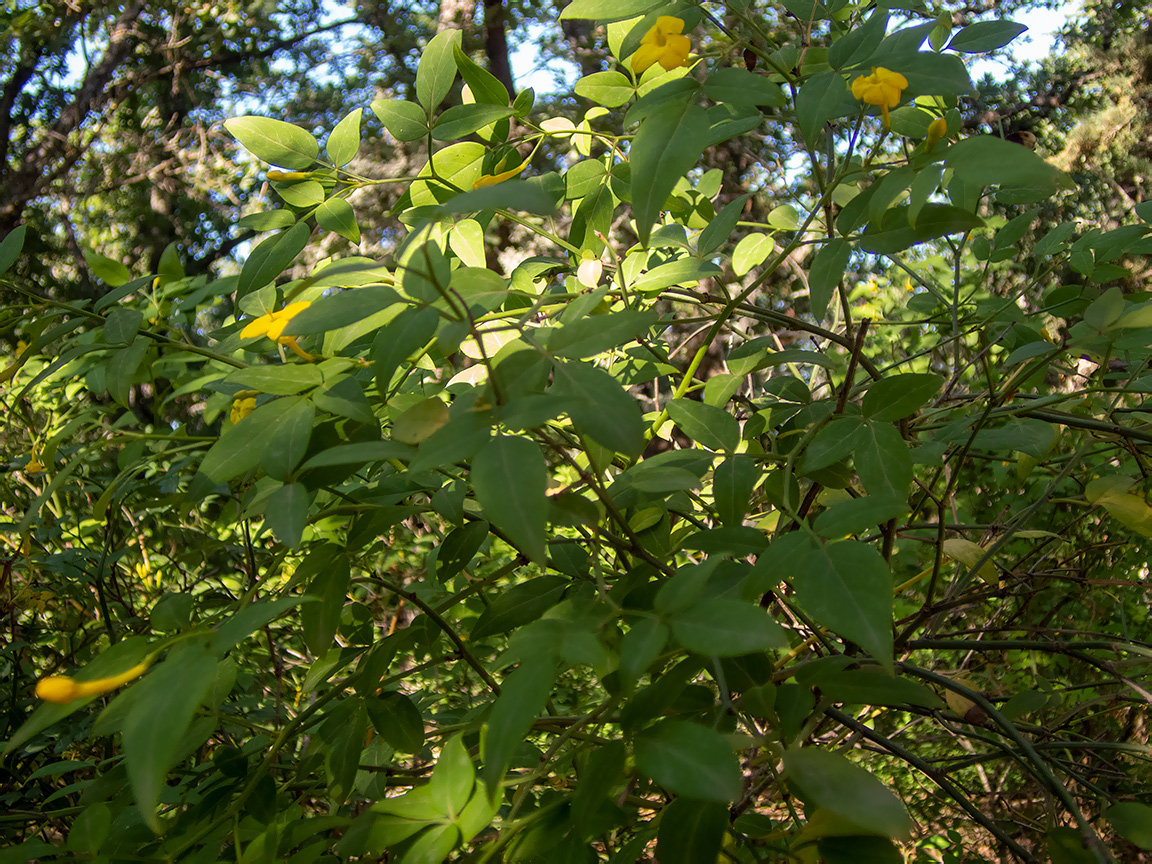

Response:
(482, 0), (515, 97)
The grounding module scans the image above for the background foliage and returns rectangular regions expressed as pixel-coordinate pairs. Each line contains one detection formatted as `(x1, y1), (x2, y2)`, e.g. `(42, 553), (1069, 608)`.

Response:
(2, 1), (1152, 862)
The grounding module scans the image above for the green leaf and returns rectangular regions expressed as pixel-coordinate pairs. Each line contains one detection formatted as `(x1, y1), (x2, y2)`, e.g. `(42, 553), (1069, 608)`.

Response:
(551, 360), (645, 457)
(283, 285), (400, 336)
(870, 51), (973, 98)
(65, 803), (111, 855)
(438, 180), (559, 216)
(83, 249), (131, 286)
(237, 222), (311, 300)
(809, 239), (851, 320)
(852, 419), (913, 499)
(861, 373), (942, 421)
(437, 521), (489, 581)
(367, 692), (425, 753)
(301, 556), (351, 655)
(300, 440), (414, 470)
(669, 600), (788, 656)
(0, 224), (27, 276)
(393, 397), (449, 444)
(713, 455), (759, 526)
(224, 363), (322, 394)
(858, 204), (984, 254)
(122, 642), (218, 832)
(817, 669), (943, 709)
(453, 42), (510, 105)
(471, 576), (566, 639)
(635, 720), (741, 803)
(796, 71), (849, 147)
(483, 657), (556, 794)
(620, 618), (669, 684)
(574, 71), (635, 107)
(656, 799), (728, 864)
(425, 733), (474, 817)
(631, 257), (722, 294)
(666, 398), (740, 451)
(315, 197), (361, 243)
(370, 98), (428, 142)
(262, 397), (315, 480)
(829, 9), (888, 70)
(201, 396), (306, 483)
(794, 540), (893, 670)
(560, 0), (664, 21)
(947, 20), (1028, 53)
(944, 135), (1075, 199)
(212, 596), (316, 653)
(703, 68), (785, 107)
(698, 193), (752, 257)
(373, 305), (440, 388)
(432, 103), (516, 140)
(630, 101), (713, 246)
(104, 308), (143, 345)
(732, 233), (775, 276)
(224, 116), (319, 169)
(472, 435), (548, 563)
(812, 495), (906, 539)
(263, 482), (309, 547)
(416, 30), (462, 112)
(327, 108), (362, 167)
(1104, 802), (1152, 851)
(783, 748), (912, 840)
(549, 309), (659, 358)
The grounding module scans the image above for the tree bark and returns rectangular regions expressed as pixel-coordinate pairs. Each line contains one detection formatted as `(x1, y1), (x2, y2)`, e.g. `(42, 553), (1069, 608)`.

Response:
(482, 0), (516, 98)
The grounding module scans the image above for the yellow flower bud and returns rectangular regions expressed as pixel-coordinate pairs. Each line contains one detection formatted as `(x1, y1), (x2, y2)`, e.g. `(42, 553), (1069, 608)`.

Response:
(36, 661), (151, 704)
(266, 170), (310, 181)
(925, 117), (948, 152)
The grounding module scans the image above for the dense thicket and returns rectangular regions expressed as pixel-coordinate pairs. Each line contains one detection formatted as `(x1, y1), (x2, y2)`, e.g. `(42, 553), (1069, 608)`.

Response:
(2, 2), (1151, 863)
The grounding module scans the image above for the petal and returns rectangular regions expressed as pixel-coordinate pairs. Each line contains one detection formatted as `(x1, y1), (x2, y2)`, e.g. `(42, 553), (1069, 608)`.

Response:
(877, 67), (907, 89)
(241, 316), (272, 339)
(851, 74), (873, 99)
(655, 15), (685, 36)
(631, 43), (665, 74)
(36, 676), (80, 704)
(659, 35), (692, 69)
(280, 301), (311, 318)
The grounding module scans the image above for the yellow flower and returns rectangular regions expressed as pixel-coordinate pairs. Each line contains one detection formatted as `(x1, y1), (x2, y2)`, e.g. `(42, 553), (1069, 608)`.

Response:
(473, 155), (531, 189)
(24, 456), (44, 474)
(240, 302), (314, 359)
(851, 67), (908, 129)
(230, 391), (259, 424)
(36, 662), (150, 704)
(631, 16), (692, 74)
(925, 116), (948, 151)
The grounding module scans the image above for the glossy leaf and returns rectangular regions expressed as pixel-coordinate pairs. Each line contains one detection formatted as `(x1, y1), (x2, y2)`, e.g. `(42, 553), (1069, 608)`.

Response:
(635, 720), (741, 803)
(630, 101), (713, 246)
(783, 748), (912, 840)
(416, 30), (461, 112)
(122, 642), (218, 832)
(669, 599), (788, 656)
(225, 116), (319, 169)
(482, 657), (556, 794)
(471, 436), (548, 563)
(793, 540), (893, 669)
(326, 108), (362, 166)
(861, 373), (943, 421)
